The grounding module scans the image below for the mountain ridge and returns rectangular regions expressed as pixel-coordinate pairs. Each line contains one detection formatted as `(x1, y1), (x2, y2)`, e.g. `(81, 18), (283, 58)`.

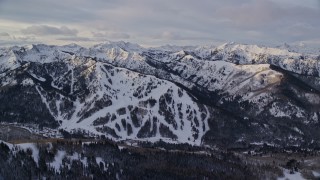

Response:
(1, 41), (320, 148)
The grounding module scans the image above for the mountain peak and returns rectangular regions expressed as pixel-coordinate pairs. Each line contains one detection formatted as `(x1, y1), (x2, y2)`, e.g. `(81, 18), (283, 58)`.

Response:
(92, 41), (144, 52)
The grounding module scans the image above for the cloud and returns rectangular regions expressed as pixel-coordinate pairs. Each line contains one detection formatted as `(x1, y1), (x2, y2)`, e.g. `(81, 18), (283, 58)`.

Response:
(215, 0), (320, 29)
(21, 25), (78, 36)
(216, 1), (279, 27)
(0, 35), (38, 47)
(57, 37), (91, 42)
(153, 31), (182, 40)
(12, 35), (36, 41)
(92, 31), (130, 39)
(0, 0), (101, 23)
(0, 32), (10, 36)
(0, 0), (319, 46)
(0, 30), (36, 42)
(152, 31), (221, 42)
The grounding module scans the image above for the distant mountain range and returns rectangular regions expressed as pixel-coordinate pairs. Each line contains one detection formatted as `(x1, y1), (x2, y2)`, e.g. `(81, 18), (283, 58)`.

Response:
(1, 41), (319, 148)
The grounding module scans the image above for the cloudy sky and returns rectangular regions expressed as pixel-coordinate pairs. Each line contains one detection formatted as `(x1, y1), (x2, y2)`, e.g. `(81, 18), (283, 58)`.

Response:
(0, 0), (319, 47)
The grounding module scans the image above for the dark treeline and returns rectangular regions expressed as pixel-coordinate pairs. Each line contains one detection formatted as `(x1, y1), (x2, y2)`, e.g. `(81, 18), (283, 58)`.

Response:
(0, 140), (286, 180)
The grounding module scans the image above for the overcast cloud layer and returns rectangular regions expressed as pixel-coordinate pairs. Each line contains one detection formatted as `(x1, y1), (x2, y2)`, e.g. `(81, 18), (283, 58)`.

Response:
(0, 0), (319, 47)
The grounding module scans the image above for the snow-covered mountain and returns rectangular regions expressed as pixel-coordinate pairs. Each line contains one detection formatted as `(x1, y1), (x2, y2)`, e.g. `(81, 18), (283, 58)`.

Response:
(0, 41), (319, 148)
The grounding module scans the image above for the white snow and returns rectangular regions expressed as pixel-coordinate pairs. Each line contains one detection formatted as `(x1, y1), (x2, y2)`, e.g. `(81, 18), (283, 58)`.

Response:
(269, 104), (290, 118)
(278, 169), (305, 180)
(50, 150), (66, 172)
(312, 171), (320, 178)
(22, 78), (34, 86)
(29, 72), (46, 82)
(57, 62), (209, 145)
(96, 157), (107, 171)
(293, 127), (304, 135)
(0, 140), (13, 149)
(17, 143), (39, 165)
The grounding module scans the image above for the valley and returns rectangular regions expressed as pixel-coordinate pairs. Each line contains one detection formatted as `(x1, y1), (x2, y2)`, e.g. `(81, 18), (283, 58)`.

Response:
(0, 123), (320, 179)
